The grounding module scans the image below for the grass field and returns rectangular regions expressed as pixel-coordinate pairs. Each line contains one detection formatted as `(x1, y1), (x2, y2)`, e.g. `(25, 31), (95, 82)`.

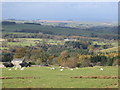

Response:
(7, 42), (35, 47)
(2, 66), (118, 88)
(0, 38), (64, 50)
(92, 41), (118, 46)
(100, 46), (119, 53)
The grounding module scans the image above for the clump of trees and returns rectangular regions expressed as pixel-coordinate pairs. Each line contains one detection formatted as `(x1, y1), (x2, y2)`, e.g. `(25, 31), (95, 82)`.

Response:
(2, 21), (16, 25)
(64, 41), (90, 49)
(57, 50), (78, 68)
(24, 22), (41, 25)
(1, 46), (119, 67)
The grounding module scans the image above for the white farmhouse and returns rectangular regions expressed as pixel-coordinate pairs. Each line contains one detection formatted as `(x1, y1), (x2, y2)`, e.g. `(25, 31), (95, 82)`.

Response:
(11, 58), (24, 68)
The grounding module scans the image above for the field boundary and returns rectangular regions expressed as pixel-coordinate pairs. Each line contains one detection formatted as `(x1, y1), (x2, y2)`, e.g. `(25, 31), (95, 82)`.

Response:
(0, 77), (40, 79)
(70, 76), (119, 79)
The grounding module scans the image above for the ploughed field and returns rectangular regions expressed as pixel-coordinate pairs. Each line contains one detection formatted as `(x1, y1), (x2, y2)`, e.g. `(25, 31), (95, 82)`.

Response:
(2, 66), (118, 88)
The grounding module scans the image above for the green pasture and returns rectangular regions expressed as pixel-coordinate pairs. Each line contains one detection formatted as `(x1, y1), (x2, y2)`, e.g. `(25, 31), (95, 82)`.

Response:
(100, 46), (119, 53)
(111, 41), (118, 47)
(92, 41), (118, 46)
(92, 41), (109, 45)
(7, 41), (36, 47)
(0, 47), (9, 50)
(1, 38), (64, 48)
(2, 66), (118, 88)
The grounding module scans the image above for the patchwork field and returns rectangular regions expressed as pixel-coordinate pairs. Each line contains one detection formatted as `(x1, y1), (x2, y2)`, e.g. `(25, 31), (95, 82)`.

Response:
(1, 38), (64, 48)
(2, 66), (118, 88)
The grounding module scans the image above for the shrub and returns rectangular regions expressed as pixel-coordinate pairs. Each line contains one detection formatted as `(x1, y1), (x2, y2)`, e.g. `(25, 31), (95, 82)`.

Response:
(57, 50), (69, 66)
(80, 59), (90, 67)
(57, 50), (78, 68)
(64, 57), (78, 68)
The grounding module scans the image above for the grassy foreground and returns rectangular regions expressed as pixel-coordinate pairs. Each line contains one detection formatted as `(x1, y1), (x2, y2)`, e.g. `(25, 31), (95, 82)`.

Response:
(2, 66), (118, 88)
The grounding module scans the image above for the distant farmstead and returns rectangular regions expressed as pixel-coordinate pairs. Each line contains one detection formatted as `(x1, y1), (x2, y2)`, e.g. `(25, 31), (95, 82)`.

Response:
(64, 38), (77, 41)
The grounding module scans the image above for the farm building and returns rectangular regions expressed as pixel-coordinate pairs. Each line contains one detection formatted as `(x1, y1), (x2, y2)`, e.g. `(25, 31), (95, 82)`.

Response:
(64, 38), (77, 41)
(11, 58), (24, 67)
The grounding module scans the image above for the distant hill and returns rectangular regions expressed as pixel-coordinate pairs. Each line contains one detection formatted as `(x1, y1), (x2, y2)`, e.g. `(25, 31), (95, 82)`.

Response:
(2, 20), (118, 39)
(34, 20), (73, 23)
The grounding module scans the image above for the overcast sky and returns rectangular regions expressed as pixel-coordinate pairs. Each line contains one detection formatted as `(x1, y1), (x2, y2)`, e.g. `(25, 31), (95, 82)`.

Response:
(2, 2), (118, 21)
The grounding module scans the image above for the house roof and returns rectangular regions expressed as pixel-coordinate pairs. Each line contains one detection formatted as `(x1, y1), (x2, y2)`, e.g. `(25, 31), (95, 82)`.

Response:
(12, 58), (24, 62)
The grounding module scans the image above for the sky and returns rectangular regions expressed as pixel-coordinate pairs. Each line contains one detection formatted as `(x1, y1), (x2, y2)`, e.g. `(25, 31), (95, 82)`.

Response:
(2, 2), (118, 22)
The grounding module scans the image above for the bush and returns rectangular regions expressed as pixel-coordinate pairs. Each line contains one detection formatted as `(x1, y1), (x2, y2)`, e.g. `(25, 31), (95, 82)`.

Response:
(112, 59), (119, 66)
(80, 59), (90, 67)
(64, 57), (78, 68)
(57, 50), (78, 68)
(57, 50), (69, 66)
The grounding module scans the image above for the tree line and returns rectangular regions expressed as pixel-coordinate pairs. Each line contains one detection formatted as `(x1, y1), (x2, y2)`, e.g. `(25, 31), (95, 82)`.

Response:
(1, 41), (119, 67)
